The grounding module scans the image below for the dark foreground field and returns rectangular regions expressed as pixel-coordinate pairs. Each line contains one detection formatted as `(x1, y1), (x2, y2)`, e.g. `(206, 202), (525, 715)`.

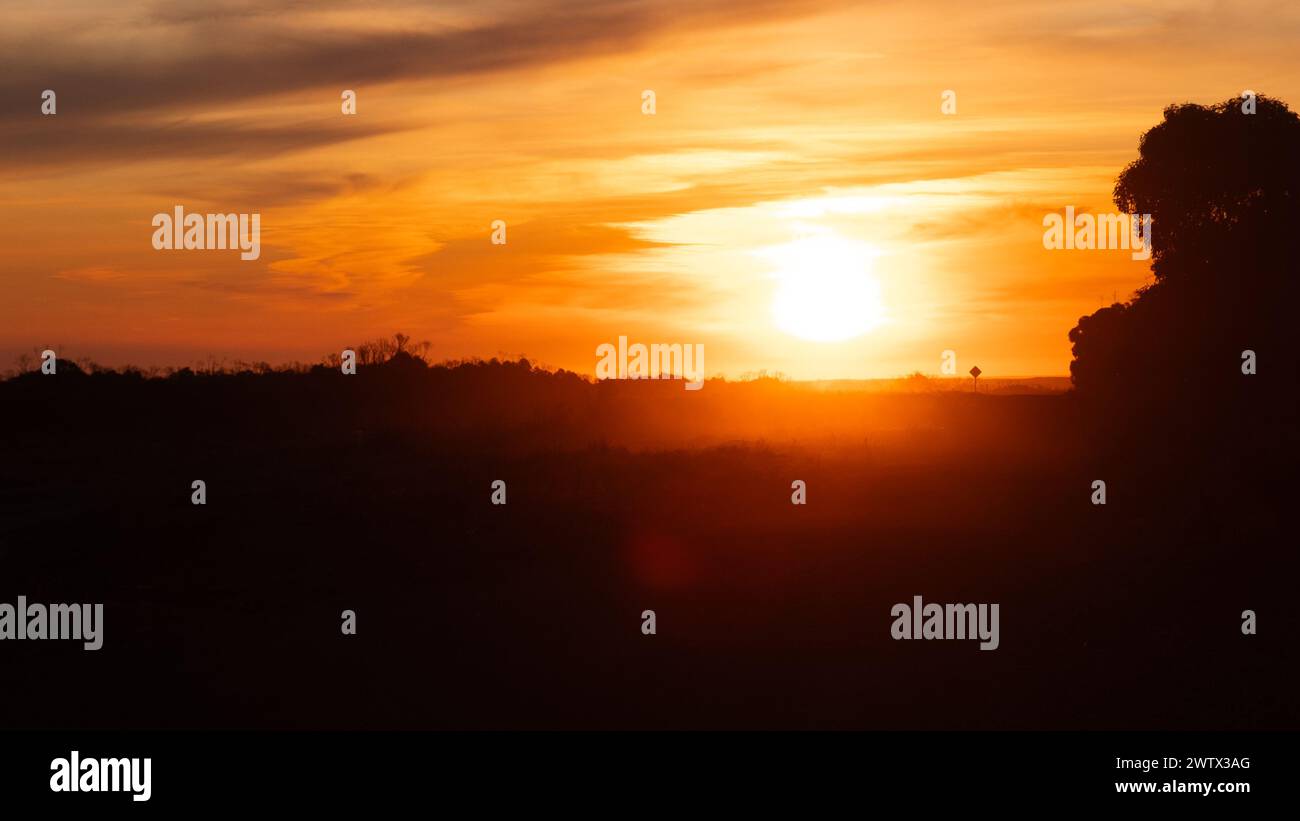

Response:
(0, 361), (1294, 729)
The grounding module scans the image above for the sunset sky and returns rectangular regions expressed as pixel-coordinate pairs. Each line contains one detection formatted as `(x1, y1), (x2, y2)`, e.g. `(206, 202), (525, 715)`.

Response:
(3, 0), (1299, 379)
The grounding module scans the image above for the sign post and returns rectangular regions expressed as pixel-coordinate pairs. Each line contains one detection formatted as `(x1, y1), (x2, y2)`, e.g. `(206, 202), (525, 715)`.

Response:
(969, 365), (981, 393)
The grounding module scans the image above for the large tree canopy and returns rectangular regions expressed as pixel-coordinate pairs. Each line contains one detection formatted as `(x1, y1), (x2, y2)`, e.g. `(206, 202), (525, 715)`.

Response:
(1069, 95), (1300, 428)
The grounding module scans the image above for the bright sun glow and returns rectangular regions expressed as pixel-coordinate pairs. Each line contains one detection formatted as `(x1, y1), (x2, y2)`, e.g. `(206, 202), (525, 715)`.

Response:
(764, 234), (886, 342)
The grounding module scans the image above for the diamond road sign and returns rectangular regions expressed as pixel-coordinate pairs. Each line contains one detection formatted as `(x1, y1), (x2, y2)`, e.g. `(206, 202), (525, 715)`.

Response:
(969, 366), (982, 378)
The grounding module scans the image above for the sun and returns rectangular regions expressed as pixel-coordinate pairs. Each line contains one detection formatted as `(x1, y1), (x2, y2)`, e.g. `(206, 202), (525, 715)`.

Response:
(764, 233), (886, 342)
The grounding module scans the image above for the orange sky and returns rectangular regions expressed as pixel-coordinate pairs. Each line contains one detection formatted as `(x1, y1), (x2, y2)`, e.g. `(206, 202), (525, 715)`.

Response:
(3, 0), (1299, 379)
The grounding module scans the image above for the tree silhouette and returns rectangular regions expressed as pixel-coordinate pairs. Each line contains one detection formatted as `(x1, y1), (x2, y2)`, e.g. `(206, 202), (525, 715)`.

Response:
(1069, 95), (1300, 431)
